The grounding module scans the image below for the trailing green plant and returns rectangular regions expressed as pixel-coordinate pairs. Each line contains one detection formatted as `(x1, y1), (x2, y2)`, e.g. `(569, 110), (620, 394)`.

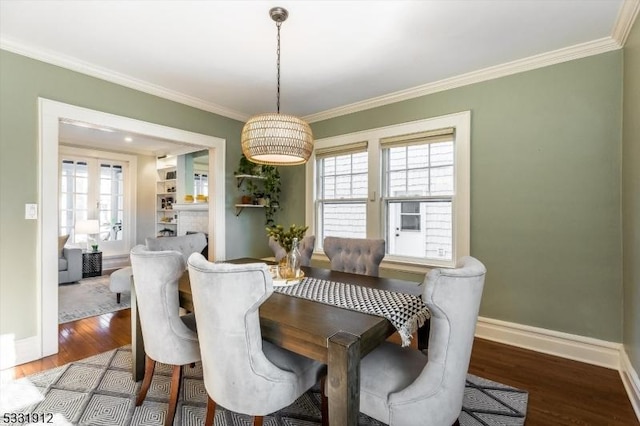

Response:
(261, 165), (281, 225)
(234, 154), (282, 225)
(266, 224), (308, 253)
(234, 154), (258, 176)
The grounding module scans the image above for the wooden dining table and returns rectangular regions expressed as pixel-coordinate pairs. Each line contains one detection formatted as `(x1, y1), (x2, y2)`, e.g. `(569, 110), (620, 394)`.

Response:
(130, 258), (428, 426)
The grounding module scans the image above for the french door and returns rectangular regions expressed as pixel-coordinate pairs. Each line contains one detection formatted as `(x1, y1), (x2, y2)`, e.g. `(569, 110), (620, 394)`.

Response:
(59, 153), (130, 256)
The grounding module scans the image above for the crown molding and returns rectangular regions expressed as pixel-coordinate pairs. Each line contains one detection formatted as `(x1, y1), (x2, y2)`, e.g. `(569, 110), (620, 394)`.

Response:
(612, 0), (640, 47)
(2, 4), (634, 127)
(0, 37), (249, 122)
(304, 37), (620, 123)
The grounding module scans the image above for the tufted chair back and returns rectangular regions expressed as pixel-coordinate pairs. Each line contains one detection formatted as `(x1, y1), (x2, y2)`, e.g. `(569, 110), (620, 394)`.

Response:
(129, 245), (200, 365)
(145, 232), (208, 262)
(130, 245), (201, 426)
(323, 236), (385, 277)
(358, 256), (486, 425)
(268, 235), (316, 266)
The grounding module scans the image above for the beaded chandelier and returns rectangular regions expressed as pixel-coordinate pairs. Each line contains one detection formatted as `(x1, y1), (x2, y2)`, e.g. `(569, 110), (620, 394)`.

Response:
(241, 7), (313, 166)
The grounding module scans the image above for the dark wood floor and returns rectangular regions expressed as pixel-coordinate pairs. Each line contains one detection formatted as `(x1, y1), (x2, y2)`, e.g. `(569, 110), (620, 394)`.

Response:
(3, 309), (638, 425)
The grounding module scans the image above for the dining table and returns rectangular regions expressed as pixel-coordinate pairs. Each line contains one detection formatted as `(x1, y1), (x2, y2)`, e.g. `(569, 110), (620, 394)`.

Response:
(130, 258), (429, 426)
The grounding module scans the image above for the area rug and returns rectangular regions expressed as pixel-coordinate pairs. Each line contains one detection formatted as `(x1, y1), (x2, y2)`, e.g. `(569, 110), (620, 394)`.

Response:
(58, 276), (130, 324)
(0, 346), (527, 425)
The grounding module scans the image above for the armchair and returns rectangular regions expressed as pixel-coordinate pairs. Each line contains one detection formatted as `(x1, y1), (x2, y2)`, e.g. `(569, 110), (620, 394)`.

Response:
(358, 256), (486, 425)
(109, 232), (207, 303)
(58, 246), (82, 284)
(187, 255), (327, 426)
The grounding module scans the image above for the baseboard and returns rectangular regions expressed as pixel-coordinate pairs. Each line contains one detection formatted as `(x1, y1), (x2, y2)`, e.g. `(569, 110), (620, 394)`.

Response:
(103, 254), (129, 271)
(475, 316), (621, 369)
(0, 335), (40, 370)
(620, 349), (640, 421)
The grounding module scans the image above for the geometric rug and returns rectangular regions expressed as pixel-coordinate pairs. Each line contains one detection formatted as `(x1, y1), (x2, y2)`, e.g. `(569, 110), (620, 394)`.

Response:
(0, 346), (527, 425)
(58, 276), (131, 324)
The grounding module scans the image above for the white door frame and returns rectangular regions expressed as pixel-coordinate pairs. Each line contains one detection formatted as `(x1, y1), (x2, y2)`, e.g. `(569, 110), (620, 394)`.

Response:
(39, 98), (226, 358)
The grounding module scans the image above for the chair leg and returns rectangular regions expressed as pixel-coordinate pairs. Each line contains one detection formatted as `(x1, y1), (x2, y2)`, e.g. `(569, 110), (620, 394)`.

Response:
(136, 355), (155, 406)
(320, 376), (328, 426)
(204, 396), (216, 426)
(253, 416), (264, 426)
(116, 292), (121, 304)
(166, 364), (183, 426)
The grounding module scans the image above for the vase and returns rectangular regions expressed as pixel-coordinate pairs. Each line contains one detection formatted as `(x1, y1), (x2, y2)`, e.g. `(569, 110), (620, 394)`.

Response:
(287, 237), (302, 278)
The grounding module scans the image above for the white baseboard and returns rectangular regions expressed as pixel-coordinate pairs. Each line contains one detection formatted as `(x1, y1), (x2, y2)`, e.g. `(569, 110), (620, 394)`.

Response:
(620, 349), (640, 421)
(0, 335), (41, 370)
(475, 316), (640, 422)
(103, 254), (130, 271)
(475, 316), (621, 369)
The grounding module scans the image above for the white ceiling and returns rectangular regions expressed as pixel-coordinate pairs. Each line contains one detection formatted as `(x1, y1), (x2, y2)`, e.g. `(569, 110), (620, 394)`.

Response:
(1, 0), (637, 154)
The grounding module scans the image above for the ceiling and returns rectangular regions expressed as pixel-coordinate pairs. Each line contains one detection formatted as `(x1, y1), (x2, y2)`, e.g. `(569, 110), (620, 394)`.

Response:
(1, 0), (637, 154)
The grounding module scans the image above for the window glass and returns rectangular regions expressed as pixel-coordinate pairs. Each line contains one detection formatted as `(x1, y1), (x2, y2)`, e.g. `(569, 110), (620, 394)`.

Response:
(317, 151), (368, 240)
(59, 158), (125, 244)
(384, 140), (454, 261)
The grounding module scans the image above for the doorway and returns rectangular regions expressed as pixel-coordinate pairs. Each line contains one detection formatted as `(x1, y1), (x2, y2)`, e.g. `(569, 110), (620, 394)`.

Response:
(39, 98), (226, 359)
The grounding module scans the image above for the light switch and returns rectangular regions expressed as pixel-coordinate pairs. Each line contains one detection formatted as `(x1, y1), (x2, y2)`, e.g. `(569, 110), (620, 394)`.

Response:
(25, 203), (38, 220)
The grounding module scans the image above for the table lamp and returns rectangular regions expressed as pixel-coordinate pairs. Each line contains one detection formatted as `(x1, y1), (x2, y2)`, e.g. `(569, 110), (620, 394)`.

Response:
(75, 219), (100, 251)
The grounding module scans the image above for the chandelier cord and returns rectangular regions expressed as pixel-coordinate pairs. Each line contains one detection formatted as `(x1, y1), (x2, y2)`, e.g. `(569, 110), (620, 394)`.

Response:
(276, 20), (282, 114)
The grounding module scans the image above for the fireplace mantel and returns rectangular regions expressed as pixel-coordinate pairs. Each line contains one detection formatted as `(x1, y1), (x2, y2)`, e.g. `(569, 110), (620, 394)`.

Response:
(172, 203), (208, 211)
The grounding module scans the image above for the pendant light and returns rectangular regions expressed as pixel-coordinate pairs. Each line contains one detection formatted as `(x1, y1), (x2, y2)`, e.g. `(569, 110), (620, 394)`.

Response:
(241, 7), (313, 166)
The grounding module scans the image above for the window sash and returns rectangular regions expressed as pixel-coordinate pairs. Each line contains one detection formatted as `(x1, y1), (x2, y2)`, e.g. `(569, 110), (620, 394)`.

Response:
(306, 112), (470, 268)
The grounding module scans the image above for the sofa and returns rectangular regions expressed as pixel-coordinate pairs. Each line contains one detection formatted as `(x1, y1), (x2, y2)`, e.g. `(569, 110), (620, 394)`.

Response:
(109, 232), (208, 303)
(59, 246), (83, 284)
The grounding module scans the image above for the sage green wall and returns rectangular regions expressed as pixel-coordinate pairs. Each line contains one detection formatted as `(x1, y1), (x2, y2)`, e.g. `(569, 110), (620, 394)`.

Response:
(0, 49), (267, 340)
(623, 17), (640, 374)
(286, 52), (624, 341)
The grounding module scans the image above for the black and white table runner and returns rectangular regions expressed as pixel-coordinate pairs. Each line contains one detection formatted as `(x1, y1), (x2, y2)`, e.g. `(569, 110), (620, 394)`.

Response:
(274, 276), (430, 347)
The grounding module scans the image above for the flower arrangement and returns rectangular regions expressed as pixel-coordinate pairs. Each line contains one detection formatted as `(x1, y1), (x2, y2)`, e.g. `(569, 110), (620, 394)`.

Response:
(266, 224), (308, 253)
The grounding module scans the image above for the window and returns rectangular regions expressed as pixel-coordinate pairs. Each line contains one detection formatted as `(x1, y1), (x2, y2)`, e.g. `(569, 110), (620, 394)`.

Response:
(307, 111), (470, 268)
(194, 173), (208, 196)
(383, 132), (455, 261)
(316, 144), (368, 240)
(59, 149), (132, 256)
(400, 202), (421, 231)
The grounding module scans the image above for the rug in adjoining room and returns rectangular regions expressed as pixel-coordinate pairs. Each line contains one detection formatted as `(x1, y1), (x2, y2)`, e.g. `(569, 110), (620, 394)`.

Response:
(1, 346), (528, 425)
(58, 276), (131, 324)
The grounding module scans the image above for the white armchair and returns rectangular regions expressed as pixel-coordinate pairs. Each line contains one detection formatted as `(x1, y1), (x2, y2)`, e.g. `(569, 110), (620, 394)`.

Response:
(109, 232), (207, 303)
(187, 256), (327, 426)
(358, 256), (486, 426)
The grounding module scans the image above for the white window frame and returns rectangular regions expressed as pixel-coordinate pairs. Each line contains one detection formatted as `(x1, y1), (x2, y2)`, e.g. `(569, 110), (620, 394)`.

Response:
(306, 111), (470, 270)
(60, 146), (137, 258)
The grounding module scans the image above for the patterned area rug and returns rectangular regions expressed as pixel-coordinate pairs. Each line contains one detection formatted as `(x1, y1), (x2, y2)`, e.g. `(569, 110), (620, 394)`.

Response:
(58, 276), (130, 324)
(1, 346), (527, 425)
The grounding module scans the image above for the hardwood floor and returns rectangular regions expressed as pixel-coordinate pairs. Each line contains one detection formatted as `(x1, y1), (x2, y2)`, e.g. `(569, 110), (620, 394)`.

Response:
(2, 309), (638, 425)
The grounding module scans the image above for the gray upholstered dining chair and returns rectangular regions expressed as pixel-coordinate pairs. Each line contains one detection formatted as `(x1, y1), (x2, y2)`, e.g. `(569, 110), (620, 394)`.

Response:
(357, 256), (486, 426)
(187, 254), (327, 426)
(129, 245), (200, 426)
(268, 235), (316, 266)
(110, 232), (207, 303)
(323, 236), (385, 277)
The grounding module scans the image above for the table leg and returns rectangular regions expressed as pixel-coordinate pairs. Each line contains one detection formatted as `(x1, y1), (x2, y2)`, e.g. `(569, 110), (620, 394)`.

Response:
(418, 319), (431, 351)
(327, 331), (361, 426)
(130, 278), (145, 382)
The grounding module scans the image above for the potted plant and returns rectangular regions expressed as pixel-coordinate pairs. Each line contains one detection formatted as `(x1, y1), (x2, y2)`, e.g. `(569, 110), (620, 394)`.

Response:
(265, 224), (308, 253)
